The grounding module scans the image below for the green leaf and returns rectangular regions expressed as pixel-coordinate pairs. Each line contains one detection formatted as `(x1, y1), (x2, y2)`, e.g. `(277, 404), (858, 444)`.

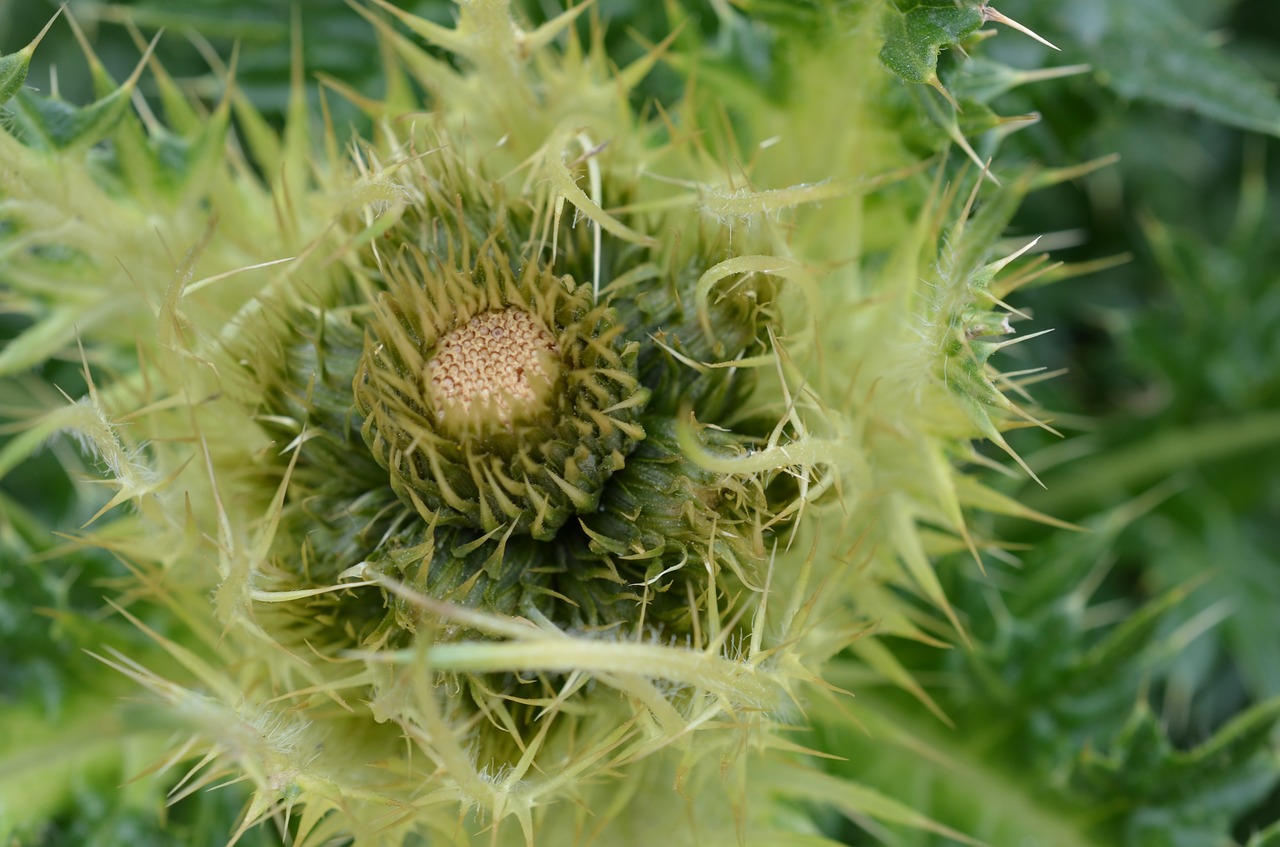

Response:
(1059, 0), (1280, 137)
(0, 26), (156, 153)
(1071, 579), (1192, 677)
(1070, 699), (1280, 840)
(772, 762), (990, 846)
(0, 49), (30, 106)
(3, 85), (135, 152)
(811, 688), (1103, 847)
(0, 11), (61, 107)
(879, 1), (984, 85)
(1176, 697), (1280, 780)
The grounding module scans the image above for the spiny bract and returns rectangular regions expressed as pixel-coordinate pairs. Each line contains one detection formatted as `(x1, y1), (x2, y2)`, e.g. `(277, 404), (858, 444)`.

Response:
(0, 0), (1077, 843)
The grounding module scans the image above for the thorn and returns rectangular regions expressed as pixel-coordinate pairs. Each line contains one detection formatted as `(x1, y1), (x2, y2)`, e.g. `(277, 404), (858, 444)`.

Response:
(982, 6), (1060, 51)
(23, 6), (65, 58)
(987, 236), (1042, 275)
(928, 76), (960, 112)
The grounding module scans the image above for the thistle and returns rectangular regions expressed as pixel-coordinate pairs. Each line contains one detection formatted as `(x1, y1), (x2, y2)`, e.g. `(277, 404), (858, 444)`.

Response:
(0, 1), (1098, 843)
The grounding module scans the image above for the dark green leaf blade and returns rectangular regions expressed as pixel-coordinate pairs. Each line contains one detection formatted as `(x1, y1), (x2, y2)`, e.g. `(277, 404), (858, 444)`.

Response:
(1066, 0), (1280, 137)
(879, 1), (984, 85)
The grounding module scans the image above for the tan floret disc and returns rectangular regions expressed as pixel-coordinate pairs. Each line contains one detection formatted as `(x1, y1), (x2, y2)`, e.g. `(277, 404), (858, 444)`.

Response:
(427, 308), (560, 429)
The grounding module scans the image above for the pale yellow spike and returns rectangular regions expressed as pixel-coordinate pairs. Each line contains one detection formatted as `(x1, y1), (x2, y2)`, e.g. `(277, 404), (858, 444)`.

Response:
(986, 326), (1055, 353)
(367, 0), (473, 56)
(986, 235), (1042, 275)
(616, 21), (684, 94)
(947, 122), (999, 185)
(1001, 440), (1045, 488)
(61, 15), (162, 100)
(928, 76), (960, 112)
(982, 5), (1060, 51)
(547, 128), (657, 247)
(1018, 63), (1092, 84)
(520, 0), (596, 55)
(19, 6), (63, 60)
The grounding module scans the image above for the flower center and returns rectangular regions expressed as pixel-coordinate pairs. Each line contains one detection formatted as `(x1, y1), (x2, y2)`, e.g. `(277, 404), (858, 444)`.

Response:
(427, 308), (559, 428)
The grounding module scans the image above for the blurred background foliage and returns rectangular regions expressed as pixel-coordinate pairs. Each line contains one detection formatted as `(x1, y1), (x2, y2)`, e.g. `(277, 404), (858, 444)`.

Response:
(1, 0), (1278, 844)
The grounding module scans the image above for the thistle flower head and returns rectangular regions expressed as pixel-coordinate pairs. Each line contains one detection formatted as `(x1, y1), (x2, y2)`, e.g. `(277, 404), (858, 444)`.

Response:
(0, 0), (1080, 842)
(351, 227), (647, 539)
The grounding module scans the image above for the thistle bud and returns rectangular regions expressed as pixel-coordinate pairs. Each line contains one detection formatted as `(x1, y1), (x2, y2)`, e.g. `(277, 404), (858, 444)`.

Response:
(354, 240), (648, 540)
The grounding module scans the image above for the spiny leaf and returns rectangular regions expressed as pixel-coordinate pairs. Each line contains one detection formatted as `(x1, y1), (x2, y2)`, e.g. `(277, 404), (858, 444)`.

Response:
(1071, 579), (1193, 677)
(810, 689), (1102, 847)
(0, 11), (61, 107)
(1054, 0), (1280, 137)
(879, 1), (984, 87)
(0, 50), (29, 107)
(773, 764), (989, 846)
(1028, 411), (1280, 515)
(1073, 698), (1280, 825)
(1, 34), (155, 153)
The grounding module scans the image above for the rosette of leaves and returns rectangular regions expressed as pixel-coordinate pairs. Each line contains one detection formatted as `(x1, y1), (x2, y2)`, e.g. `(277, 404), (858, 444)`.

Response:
(1, 1), (1086, 843)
